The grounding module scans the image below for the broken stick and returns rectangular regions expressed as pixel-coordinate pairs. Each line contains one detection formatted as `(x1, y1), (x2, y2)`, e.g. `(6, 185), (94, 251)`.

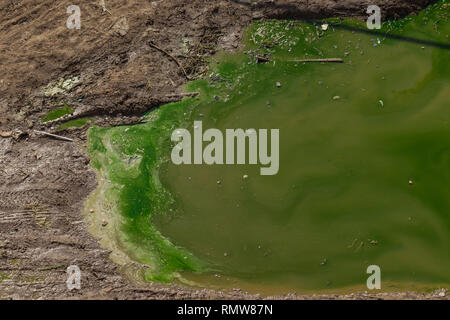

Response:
(165, 92), (200, 98)
(288, 58), (344, 63)
(256, 55), (270, 63)
(148, 42), (191, 80)
(33, 130), (74, 142)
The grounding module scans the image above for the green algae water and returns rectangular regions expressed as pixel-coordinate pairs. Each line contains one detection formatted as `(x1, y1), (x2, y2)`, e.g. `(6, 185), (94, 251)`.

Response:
(88, 1), (450, 293)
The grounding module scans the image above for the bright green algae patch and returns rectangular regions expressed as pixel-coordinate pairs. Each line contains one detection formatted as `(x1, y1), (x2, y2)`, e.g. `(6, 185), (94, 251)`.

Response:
(88, 101), (209, 282)
(88, 1), (450, 291)
(57, 117), (91, 131)
(41, 105), (74, 123)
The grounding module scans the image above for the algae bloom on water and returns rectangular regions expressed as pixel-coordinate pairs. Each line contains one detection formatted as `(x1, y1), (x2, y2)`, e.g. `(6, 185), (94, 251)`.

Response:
(87, 1), (450, 294)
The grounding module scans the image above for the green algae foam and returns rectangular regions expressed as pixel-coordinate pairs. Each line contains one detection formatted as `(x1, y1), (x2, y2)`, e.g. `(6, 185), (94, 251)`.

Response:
(87, 1), (450, 294)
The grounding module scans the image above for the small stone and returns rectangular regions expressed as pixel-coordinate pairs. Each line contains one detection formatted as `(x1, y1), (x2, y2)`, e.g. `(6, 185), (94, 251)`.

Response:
(439, 291), (446, 297)
(101, 221), (108, 227)
(223, 252), (228, 257)
(89, 209), (94, 213)
(0, 131), (12, 138)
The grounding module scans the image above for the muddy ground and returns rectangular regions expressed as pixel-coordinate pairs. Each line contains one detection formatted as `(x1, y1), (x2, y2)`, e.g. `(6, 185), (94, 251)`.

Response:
(0, 0), (448, 299)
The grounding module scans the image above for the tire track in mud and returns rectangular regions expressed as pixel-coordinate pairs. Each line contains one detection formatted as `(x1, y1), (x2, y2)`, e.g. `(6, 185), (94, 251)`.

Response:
(0, 188), (70, 210)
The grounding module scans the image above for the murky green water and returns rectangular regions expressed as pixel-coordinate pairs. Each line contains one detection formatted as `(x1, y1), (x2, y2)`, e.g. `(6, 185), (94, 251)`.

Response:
(88, 1), (449, 293)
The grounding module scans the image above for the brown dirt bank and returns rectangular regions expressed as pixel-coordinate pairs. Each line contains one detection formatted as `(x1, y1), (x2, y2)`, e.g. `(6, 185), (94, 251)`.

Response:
(0, 0), (447, 300)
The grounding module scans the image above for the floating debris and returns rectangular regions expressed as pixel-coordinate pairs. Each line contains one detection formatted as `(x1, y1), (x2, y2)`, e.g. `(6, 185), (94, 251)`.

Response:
(347, 238), (358, 248)
(333, 96), (341, 101)
(276, 82), (282, 88)
(243, 174), (249, 179)
(288, 58), (343, 63)
(409, 179), (414, 185)
(356, 241), (365, 251)
(256, 55), (270, 63)
(379, 100), (384, 107)
(321, 24), (329, 31)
